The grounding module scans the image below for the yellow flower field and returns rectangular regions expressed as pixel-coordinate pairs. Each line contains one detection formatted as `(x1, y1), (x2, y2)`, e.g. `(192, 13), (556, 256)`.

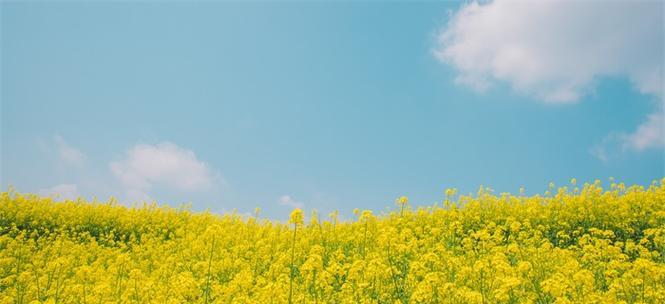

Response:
(2, 179), (665, 303)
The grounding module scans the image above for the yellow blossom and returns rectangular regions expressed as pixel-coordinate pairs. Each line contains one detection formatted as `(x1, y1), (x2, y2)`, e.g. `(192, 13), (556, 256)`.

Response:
(289, 208), (304, 225)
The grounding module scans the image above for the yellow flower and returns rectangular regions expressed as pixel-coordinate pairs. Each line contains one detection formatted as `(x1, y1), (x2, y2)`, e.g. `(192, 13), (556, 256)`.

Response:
(2, 178), (664, 303)
(289, 208), (304, 225)
(396, 196), (408, 205)
(360, 210), (373, 222)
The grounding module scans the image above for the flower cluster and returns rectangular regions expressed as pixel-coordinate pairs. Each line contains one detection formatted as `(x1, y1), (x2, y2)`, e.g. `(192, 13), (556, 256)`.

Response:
(1, 179), (664, 303)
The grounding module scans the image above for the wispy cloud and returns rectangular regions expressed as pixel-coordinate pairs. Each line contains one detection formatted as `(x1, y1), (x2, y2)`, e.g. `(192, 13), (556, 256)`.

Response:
(591, 112), (665, 162)
(54, 135), (86, 166)
(278, 195), (304, 209)
(38, 184), (80, 200)
(124, 188), (153, 204)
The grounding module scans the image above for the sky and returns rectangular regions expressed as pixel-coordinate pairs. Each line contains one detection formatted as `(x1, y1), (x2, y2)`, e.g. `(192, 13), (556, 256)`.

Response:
(1, 1), (663, 220)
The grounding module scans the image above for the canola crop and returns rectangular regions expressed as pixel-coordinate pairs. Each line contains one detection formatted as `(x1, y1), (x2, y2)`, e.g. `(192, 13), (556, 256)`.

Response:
(1, 179), (665, 304)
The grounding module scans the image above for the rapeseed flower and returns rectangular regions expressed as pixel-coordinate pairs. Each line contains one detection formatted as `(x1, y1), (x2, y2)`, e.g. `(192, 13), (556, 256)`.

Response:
(1, 179), (664, 303)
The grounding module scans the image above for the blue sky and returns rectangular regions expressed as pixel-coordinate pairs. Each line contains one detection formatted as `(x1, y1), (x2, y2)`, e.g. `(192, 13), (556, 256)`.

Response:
(1, 1), (663, 219)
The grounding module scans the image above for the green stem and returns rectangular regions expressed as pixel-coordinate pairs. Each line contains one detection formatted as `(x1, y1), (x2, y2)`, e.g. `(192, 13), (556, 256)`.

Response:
(288, 224), (297, 304)
(204, 236), (216, 304)
(362, 221), (368, 259)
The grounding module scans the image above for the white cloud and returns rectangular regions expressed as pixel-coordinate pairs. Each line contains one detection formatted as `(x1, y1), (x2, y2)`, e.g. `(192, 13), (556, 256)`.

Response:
(109, 142), (213, 192)
(54, 135), (86, 166)
(623, 112), (665, 151)
(38, 184), (80, 200)
(436, 0), (664, 157)
(279, 195), (304, 209)
(434, 0), (663, 103)
(590, 113), (664, 161)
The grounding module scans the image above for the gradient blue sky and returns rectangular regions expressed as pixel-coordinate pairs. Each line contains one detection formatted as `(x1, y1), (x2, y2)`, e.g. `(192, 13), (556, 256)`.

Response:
(2, 1), (663, 219)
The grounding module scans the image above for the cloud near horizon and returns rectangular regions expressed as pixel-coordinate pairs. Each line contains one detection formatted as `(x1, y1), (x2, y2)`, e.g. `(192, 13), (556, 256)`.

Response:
(38, 184), (81, 201)
(110, 142), (215, 202)
(279, 195), (304, 209)
(36, 140), (218, 204)
(434, 0), (664, 156)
